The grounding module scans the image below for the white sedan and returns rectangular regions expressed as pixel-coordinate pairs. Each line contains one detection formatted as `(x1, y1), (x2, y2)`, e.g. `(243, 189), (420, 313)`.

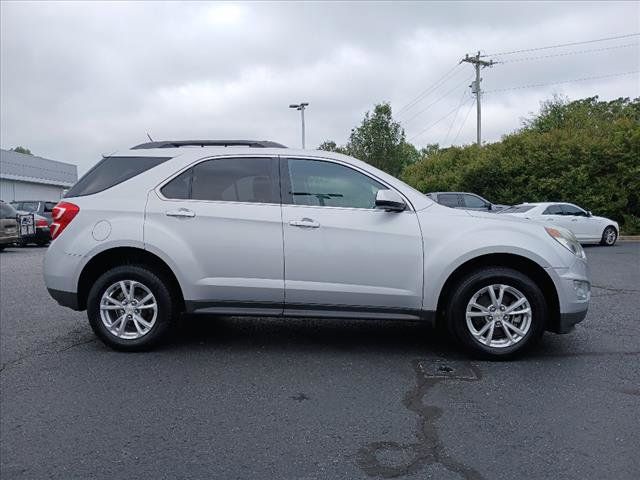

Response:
(499, 202), (619, 246)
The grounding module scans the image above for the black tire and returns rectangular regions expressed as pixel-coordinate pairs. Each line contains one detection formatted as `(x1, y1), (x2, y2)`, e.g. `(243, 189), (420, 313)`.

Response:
(445, 267), (547, 359)
(87, 264), (176, 351)
(36, 241), (49, 247)
(600, 226), (617, 246)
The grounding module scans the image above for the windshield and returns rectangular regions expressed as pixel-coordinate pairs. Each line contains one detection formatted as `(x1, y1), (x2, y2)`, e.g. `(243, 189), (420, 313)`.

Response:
(498, 205), (535, 214)
(18, 201), (39, 213)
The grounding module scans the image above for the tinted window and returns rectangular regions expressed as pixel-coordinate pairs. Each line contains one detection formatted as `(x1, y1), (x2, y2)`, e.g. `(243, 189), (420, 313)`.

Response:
(65, 156), (170, 197)
(562, 204), (586, 216)
(499, 205), (535, 214)
(438, 194), (460, 208)
(543, 205), (563, 215)
(161, 168), (192, 200)
(286, 159), (385, 209)
(162, 158), (278, 204)
(462, 194), (487, 208)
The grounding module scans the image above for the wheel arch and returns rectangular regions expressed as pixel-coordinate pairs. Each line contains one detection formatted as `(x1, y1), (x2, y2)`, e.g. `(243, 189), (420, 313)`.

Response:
(435, 253), (560, 332)
(77, 246), (185, 312)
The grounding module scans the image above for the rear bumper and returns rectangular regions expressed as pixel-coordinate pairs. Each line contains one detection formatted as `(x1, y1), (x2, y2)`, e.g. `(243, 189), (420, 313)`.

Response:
(47, 288), (81, 311)
(20, 228), (50, 244)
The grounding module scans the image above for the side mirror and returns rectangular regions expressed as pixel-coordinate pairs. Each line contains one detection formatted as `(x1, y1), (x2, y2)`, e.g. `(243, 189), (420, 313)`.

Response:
(587, 211), (592, 217)
(375, 189), (406, 212)
(487, 203), (493, 211)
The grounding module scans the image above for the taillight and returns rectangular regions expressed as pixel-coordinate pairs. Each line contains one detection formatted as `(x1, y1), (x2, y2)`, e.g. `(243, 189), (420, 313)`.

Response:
(50, 202), (80, 240)
(36, 219), (48, 228)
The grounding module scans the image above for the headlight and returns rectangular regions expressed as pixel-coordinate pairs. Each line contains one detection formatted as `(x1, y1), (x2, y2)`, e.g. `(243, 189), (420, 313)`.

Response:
(545, 226), (586, 259)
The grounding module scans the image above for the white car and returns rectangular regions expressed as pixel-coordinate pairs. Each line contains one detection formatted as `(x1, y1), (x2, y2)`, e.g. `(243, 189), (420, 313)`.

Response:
(43, 139), (591, 357)
(500, 202), (618, 246)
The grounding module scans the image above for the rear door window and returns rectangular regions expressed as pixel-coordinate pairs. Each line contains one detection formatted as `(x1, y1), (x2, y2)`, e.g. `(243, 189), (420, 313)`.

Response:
(161, 157), (279, 204)
(65, 156), (171, 197)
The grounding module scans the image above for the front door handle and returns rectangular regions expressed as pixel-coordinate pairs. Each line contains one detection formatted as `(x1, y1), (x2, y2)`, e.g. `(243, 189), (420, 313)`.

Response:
(166, 208), (196, 218)
(289, 218), (320, 228)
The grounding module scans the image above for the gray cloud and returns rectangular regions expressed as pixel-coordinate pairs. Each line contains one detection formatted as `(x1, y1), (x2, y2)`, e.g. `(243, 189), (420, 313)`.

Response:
(1, 1), (638, 173)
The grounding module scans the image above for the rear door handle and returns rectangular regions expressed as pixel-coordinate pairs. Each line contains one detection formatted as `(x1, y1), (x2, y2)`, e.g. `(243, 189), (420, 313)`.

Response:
(166, 208), (196, 218)
(289, 218), (320, 228)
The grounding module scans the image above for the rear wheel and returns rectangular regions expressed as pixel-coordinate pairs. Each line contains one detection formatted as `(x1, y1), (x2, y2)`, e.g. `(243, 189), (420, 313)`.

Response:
(446, 267), (547, 358)
(600, 226), (617, 246)
(87, 265), (176, 351)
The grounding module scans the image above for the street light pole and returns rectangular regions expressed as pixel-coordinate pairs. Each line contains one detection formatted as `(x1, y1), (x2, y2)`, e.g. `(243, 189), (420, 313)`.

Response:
(289, 102), (309, 148)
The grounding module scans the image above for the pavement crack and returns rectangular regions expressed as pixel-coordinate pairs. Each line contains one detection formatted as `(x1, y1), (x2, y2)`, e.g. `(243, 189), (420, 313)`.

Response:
(356, 359), (485, 480)
(591, 284), (640, 295)
(0, 336), (95, 376)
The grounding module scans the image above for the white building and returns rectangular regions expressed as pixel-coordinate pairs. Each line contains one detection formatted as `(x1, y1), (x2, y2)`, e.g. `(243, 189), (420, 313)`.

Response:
(0, 149), (78, 202)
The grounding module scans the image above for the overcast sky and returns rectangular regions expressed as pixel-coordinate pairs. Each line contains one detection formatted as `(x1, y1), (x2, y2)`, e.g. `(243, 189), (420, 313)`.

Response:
(1, 1), (638, 174)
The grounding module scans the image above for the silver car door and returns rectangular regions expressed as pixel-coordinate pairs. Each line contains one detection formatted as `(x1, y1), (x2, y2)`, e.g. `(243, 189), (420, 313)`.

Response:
(281, 157), (423, 318)
(145, 156), (284, 314)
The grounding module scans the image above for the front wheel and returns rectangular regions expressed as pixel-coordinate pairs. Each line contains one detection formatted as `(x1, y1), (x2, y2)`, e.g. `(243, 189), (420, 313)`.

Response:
(600, 226), (617, 246)
(87, 265), (176, 351)
(445, 267), (547, 358)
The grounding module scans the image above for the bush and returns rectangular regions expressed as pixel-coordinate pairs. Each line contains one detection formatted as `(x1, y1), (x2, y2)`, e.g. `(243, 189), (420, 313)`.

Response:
(402, 96), (640, 233)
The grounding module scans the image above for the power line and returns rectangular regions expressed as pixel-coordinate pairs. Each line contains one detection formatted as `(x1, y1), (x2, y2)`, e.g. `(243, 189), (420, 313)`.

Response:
(483, 32), (640, 57)
(409, 97), (475, 142)
(402, 73), (474, 125)
(442, 90), (470, 145)
(484, 70), (639, 94)
(501, 42), (639, 63)
(396, 63), (463, 117)
(452, 100), (475, 145)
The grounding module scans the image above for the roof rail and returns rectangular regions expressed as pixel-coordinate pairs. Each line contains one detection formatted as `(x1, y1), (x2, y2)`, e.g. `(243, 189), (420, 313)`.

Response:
(131, 140), (287, 150)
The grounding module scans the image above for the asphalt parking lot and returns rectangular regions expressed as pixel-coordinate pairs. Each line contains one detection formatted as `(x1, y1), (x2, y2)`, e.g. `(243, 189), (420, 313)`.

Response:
(1, 243), (639, 480)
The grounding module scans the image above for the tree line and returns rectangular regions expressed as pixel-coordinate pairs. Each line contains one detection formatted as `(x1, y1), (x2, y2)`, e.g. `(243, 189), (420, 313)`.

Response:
(319, 96), (640, 234)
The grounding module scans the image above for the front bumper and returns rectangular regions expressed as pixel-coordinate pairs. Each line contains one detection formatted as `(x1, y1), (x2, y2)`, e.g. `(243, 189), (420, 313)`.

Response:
(556, 309), (589, 333)
(547, 256), (590, 334)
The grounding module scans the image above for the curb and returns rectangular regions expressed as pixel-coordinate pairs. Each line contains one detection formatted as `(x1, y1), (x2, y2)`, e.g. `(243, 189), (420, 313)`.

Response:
(619, 236), (640, 241)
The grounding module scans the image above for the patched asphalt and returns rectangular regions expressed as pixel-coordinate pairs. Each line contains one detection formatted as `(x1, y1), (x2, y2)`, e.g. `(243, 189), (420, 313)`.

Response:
(1, 243), (639, 479)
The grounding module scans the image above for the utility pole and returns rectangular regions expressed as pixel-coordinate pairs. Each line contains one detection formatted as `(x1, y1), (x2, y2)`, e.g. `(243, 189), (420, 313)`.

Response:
(461, 51), (494, 146)
(289, 102), (309, 148)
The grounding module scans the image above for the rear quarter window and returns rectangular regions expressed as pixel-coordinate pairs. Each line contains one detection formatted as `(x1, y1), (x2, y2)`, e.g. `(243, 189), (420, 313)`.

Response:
(65, 156), (171, 197)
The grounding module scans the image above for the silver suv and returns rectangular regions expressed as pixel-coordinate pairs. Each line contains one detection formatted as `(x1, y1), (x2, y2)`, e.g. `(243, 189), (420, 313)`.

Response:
(44, 140), (590, 357)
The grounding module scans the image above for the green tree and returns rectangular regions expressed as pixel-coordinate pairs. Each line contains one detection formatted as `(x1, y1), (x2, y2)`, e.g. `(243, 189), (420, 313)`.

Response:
(11, 146), (32, 155)
(317, 140), (346, 154)
(346, 103), (412, 176)
(319, 103), (416, 176)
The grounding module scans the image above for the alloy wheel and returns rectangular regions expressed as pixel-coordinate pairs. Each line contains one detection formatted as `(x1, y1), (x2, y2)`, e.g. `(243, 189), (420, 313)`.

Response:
(465, 284), (532, 348)
(99, 280), (158, 339)
(605, 228), (617, 245)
